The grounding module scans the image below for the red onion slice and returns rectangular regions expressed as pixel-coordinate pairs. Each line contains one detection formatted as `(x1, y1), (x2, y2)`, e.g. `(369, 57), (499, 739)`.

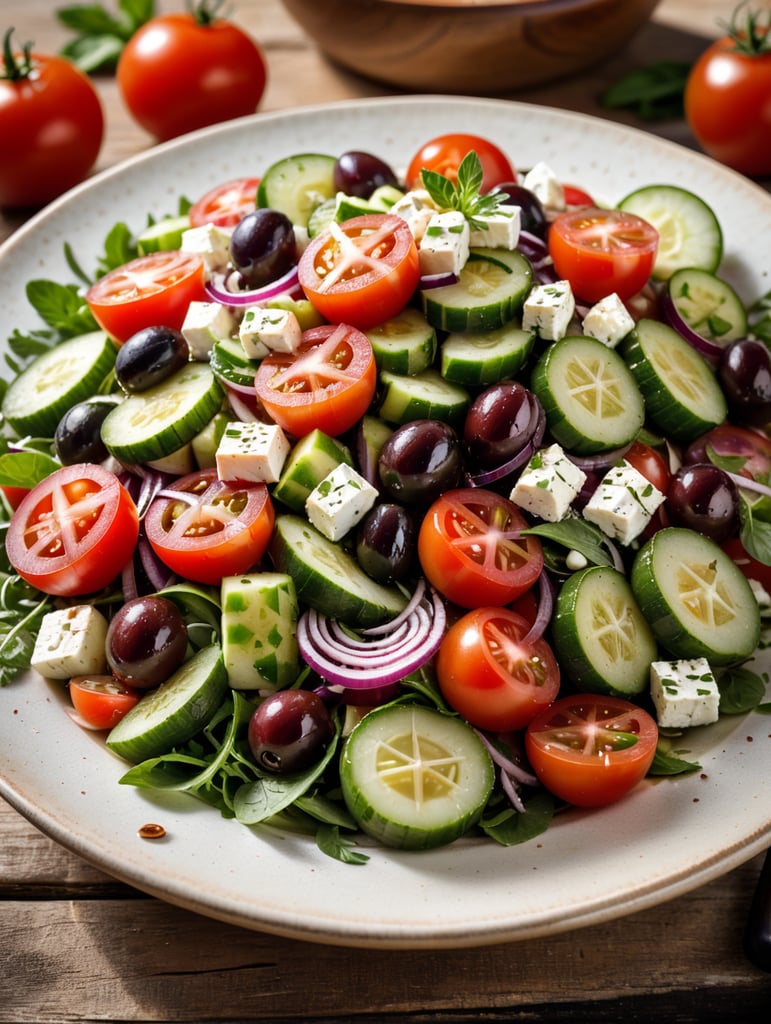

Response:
(660, 290), (729, 365)
(522, 570), (554, 645)
(205, 264), (302, 307)
(419, 271), (459, 290)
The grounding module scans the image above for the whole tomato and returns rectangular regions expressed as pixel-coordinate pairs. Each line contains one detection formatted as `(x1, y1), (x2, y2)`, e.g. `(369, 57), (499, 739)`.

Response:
(117, 2), (267, 141)
(0, 29), (104, 208)
(684, 6), (771, 177)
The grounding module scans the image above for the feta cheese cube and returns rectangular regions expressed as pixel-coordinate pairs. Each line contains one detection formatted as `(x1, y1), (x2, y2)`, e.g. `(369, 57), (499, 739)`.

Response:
(180, 223), (233, 276)
(523, 162), (565, 211)
(419, 210), (470, 277)
(239, 306), (302, 359)
(582, 460), (666, 545)
(181, 301), (236, 360)
(582, 293), (635, 348)
(30, 606), (109, 679)
(305, 463), (378, 542)
(469, 204), (521, 250)
(650, 658), (720, 728)
(522, 280), (575, 341)
(215, 420), (290, 484)
(510, 443), (587, 522)
(389, 189), (438, 243)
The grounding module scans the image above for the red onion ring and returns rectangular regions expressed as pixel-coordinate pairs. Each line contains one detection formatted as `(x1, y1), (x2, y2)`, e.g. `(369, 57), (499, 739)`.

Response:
(565, 443), (632, 474)
(522, 570), (555, 645)
(419, 270), (459, 290)
(205, 264), (303, 307)
(660, 289), (730, 366)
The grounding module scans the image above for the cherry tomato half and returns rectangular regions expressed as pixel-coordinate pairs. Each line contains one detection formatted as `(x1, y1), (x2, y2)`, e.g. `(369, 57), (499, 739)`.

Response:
(417, 488), (544, 608)
(5, 464), (139, 596)
(525, 694), (659, 808)
(189, 177), (261, 228)
(405, 133), (516, 192)
(144, 469), (275, 585)
(548, 207), (659, 303)
(298, 214), (420, 330)
(86, 251), (207, 343)
(624, 440), (672, 493)
(436, 607), (560, 732)
(68, 675), (141, 730)
(254, 323), (377, 438)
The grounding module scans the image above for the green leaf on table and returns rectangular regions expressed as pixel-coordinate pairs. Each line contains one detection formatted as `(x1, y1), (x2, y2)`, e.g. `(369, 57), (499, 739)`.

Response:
(601, 60), (691, 121)
(57, 0), (156, 72)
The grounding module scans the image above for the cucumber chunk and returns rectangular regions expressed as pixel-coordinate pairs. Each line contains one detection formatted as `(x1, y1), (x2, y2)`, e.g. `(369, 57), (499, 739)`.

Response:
(440, 321), (534, 386)
(136, 215), (191, 255)
(272, 429), (353, 512)
(631, 528), (760, 665)
(221, 572), (299, 690)
(421, 248), (532, 332)
(667, 267), (748, 347)
(106, 644), (228, 763)
(256, 153), (337, 227)
(378, 368), (470, 427)
(365, 307), (437, 375)
(340, 703), (495, 850)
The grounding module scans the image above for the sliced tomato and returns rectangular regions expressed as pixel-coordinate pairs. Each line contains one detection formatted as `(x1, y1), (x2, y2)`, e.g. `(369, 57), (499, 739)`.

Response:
(548, 207), (659, 303)
(5, 464), (139, 596)
(417, 488), (544, 608)
(405, 133), (516, 192)
(86, 250), (207, 344)
(144, 469), (275, 585)
(525, 694), (658, 808)
(436, 607), (560, 732)
(189, 177), (260, 228)
(297, 213), (420, 329)
(563, 184), (595, 208)
(254, 323), (377, 438)
(68, 675), (141, 730)
(722, 535), (771, 593)
(624, 440), (672, 493)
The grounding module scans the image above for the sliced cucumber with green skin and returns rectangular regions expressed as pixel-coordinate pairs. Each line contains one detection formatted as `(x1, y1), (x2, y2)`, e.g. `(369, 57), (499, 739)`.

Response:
(256, 153), (337, 227)
(421, 248), (532, 333)
(552, 565), (657, 696)
(365, 307), (437, 375)
(440, 321), (534, 386)
(2, 331), (116, 437)
(221, 572), (299, 690)
(340, 703), (495, 850)
(269, 514), (407, 627)
(136, 214), (191, 255)
(210, 336), (260, 389)
(666, 267), (748, 346)
(307, 197), (336, 238)
(272, 429), (353, 512)
(631, 527), (761, 665)
(101, 362), (224, 463)
(620, 318), (727, 443)
(378, 368), (470, 427)
(530, 335), (645, 454)
(617, 184), (723, 279)
(106, 644), (228, 763)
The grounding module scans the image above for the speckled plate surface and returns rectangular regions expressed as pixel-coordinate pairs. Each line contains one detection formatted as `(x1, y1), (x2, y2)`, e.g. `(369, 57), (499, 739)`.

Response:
(1, 97), (770, 950)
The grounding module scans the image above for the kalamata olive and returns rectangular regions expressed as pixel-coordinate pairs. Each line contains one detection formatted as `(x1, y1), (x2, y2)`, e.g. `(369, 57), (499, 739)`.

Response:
(115, 325), (189, 393)
(54, 396), (120, 465)
(718, 339), (771, 427)
(492, 182), (548, 239)
(666, 462), (740, 542)
(248, 690), (334, 774)
(463, 381), (545, 468)
(229, 208), (297, 288)
(106, 595), (188, 689)
(356, 503), (416, 582)
(333, 151), (399, 199)
(378, 419), (463, 505)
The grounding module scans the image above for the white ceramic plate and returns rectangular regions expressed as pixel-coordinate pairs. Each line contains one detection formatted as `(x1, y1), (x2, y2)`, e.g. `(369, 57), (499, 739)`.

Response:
(1, 96), (770, 951)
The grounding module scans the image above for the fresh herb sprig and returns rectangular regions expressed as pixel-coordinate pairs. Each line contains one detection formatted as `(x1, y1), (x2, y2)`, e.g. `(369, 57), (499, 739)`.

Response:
(420, 151), (509, 231)
(56, 0), (155, 73)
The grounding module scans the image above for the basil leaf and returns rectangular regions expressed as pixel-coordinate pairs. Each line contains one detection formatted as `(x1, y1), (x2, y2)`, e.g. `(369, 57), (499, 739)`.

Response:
(315, 824), (369, 865)
(718, 666), (767, 715)
(0, 451), (60, 489)
(601, 61), (691, 121)
(648, 746), (701, 776)
(523, 518), (615, 567)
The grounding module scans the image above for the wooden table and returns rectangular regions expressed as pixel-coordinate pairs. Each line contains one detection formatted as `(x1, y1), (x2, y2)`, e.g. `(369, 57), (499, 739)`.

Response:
(2, 2), (771, 1020)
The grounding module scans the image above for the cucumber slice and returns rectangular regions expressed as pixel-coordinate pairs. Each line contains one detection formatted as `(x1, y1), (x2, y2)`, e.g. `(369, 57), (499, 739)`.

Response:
(378, 368), (470, 427)
(617, 184), (723, 279)
(667, 267), (748, 347)
(631, 528), (761, 665)
(307, 197), (336, 238)
(552, 565), (657, 696)
(273, 429), (353, 512)
(256, 153), (337, 227)
(221, 572), (299, 690)
(340, 703), (495, 850)
(106, 644), (228, 763)
(269, 514), (407, 627)
(365, 307), (437, 375)
(1, 331), (116, 437)
(440, 321), (534, 386)
(530, 335), (645, 454)
(101, 362), (224, 463)
(421, 248), (532, 332)
(191, 410), (230, 470)
(210, 336), (260, 390)
(136, 215), (191, 255)
(620, 318), (727, 443)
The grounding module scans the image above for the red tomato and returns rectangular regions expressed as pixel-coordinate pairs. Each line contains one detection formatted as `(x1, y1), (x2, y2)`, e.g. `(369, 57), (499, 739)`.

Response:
(548, 208), (659, 303)
(436, 607), (560, 732)
(116, 11), (267, 142)
(298, 214), (420, 330)
(5, 464), (139, 596)
(405, 133), (516, 192)
(624, 440), (672, 493)
(254, 323), (377, 438)
(417, 488), (544, 608)
(684, 423), (771, 481)
(0, 33), (104, 208)
(69, 675), (141, 730)
(525, 695), (659, 808)
(685, 15), (771, 177)
(1, 486), (30, 511)
(144, 469), (275, 585)
(86, 251), (207, 343)
(722, 535), (771, 592)
(189, 177), (261, 228)
(563, 184), (595, 207)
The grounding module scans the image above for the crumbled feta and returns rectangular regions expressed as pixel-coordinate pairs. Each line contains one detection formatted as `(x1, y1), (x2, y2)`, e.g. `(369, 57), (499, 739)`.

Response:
(468, 204), (521, 250)
(181, 301), (236, 360)
(389, 189), (438, 243)
(650, 658), (720, 728)
(419, 210), (470, 277)
(30, 606), (109, 679)
(510, 443), (587, 522)
(582, 293), (635, 348)
(523, 162), (566, 211)
(522, 280), (575, 341)
(305, 463), (378, 542)
(180, 223), (233, 276)
(582, 460), (666, 545)
(239, 306), (302, 359)
(215, 420), (290, 484)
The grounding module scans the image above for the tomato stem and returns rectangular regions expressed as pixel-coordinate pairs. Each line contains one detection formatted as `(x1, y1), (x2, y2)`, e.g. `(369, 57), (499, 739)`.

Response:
(1, 28), (34, 81)
(723, 2), (771, 55)
(188, 0), (229, 28)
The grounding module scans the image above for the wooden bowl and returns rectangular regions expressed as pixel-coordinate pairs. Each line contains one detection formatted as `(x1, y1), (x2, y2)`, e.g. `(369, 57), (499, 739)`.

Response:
(281, 0), (661, 94)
